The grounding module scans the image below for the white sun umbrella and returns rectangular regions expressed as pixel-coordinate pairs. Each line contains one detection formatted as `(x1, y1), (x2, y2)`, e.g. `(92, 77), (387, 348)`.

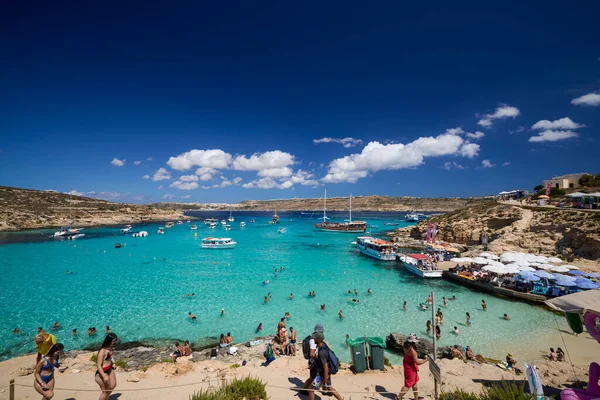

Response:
(502, 263), (521, 274)
(483, 265), (507, 274)
(536, 264), (554, 270)
(550, 265), (571, 273)
(473, 257), (490, 265)
(533, 270), (556, 279)
(547, 257), (562, 264)
(530, 255), (549, 263)
(479, 252), (499, 260)
(518, 265), (536, 272)
(450, 257), (473, 263)
(500, 252), (518, 263)
(561, 264), (579, 270)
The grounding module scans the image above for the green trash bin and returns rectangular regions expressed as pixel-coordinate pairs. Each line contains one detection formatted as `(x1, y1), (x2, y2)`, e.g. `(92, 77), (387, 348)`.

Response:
(367, 337), (386, 371)
(347, 337), (367, 373)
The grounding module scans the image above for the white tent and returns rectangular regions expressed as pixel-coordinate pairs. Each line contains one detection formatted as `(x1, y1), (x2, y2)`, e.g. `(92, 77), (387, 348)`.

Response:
(450, 257), (473, 263)
(479, 252), (499, 260)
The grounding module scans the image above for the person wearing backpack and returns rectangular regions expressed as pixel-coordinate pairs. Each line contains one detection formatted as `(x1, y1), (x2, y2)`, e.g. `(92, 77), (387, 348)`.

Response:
(301, 323), (324, 392)
(312, 332), (343, 400)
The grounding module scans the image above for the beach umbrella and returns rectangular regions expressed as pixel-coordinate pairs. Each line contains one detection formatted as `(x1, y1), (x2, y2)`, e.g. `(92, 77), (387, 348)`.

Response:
(503, 264), (521, 274)
(450, 257), (473, 263)
(483, 265), (503, 273)
(537, 264), (554, 270)
(519, 273), (541, 282)
(533, 270), (555, 279)
(550, 266), (571, 273)
(561, 265), (579, 270)
(554, 276), (577, 286)
(473, 257), (490, 265)
(500, 252), (518, 262)
(575, 281), (599, 290)
(518, 266), (536, 272)
(487, 260), (505, 267)
(588, 272), (600, 279)
(547, 257), (563, 264)
(530, 255), (549, 263)
(479, 252), (499, 260)
(567, 270), (587, 276)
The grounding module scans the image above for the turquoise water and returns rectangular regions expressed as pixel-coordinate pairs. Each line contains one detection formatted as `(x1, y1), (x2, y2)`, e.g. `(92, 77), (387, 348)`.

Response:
(0, 212), (560, 362)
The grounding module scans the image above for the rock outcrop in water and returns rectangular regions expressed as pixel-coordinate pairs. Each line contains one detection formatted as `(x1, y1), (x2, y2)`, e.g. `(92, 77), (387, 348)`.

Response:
(390, 201), (600, 262)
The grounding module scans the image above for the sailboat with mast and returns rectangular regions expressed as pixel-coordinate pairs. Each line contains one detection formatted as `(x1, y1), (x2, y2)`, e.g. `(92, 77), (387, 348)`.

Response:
(314, 190), (367, 233)
(228, 210), (234, 222)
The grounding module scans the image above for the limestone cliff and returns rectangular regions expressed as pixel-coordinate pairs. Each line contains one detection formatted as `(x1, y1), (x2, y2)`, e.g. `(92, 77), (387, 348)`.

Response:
(392, 201), (600, 261)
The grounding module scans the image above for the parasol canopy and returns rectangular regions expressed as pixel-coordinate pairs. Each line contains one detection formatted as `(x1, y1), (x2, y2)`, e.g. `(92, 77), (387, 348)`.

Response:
(519, 273), (541, 282)
(550, 265), (571, 273)
(533, 270), (555, 279)
(545, 290), (600, 314)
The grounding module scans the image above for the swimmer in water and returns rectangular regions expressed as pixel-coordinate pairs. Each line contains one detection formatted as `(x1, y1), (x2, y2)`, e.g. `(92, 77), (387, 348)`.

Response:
(403, 301), (407, 311)
(267, 292), (272, 299)
(66, 270), (73, 275)
(347, 290), (352, 294)
(427, 295), (433, 305)
(51, 321), (61, 331)
(289, 293), (294, 300)
(221, 309), (225, 316)
(184, 293), (195, 297)
(105, 326), (111, 333)
(426, 320), (432, 335)
(13, 328), (20, 334)
(256, 323), (263, 333)
(72, 328), (77, 337)
(188, 312), (197, 321)
(284, 312), (291, 320)
(466, 312), (471, 326)
(351, 298), (360, 303)
(450, 295), (457, 301)
(443, 297), (447, 307)
(481, 300), (487, 311)
(503, 313), (510, 320)
(339, 310), (345, 319)
(354, 289), (358, 295)
(452, 326), (459, 335)
(320, 304), (326, 310)
(264, 296), (270, 303)
(367, 288), (373, 295)
(420, 303), (428, 310)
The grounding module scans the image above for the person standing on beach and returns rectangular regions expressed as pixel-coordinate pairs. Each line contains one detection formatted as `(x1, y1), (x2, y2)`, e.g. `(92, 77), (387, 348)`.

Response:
(466, 312), (471, 326)
(310, 332), (343, 400)
(302, 324), (324, 391)
(481, 300), (487, 311)
(396, 334), (428, 400)
(95, 333), (118, 400)
(33, 343), (64, 400)
(35, 331), (57, 364)
(289, 327), (297, 356)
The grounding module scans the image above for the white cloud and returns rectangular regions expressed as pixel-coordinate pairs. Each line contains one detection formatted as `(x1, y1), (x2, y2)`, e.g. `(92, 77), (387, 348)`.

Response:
(133, 160), (141, 165)
(167, 149), (232, 171)
(152, 167), (171, 181)
(509, 126), (525, 134)
(481, 160), (495, 168)
(67, 190), (85, 196)
(146, 156), (153, 161)
(503, 162), (511, 166)
(442, 162), (464, 171)
(111, 158), (125, 167)
(459, 142), (480, 158)
(181, 195), (191, 199)
(466, 131), (485, 140)
(232, 177), (242, 185)
(322, 132), (474, 183)
(477, 105), (520, 127)
(195, 167), (217, 181)
(163, 194), (174, 199)
(313, 137), (363, 148)
(445, 127), (464, 135)
(170, 181), (199, 190)
(179, 174), (199, 182)
(257, 167), (293, 177)
(143, 175), (150, 179)
(571, 92), (600, 107)
(528, 130), (578, 143)
(232, 150), (295, 171)
(242, 177), (286, 189)
(157, 185), (163, 190)
(531, 117), (584, 130)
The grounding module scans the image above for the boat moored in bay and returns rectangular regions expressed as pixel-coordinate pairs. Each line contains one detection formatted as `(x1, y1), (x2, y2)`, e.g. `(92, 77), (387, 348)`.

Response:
(201, 237), (237, 249)
(397, 253), (443, 278)
(356, 236), (397, 261)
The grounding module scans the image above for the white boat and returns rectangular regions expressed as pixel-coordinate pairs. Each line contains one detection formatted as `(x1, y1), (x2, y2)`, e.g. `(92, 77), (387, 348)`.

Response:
(133, 231), (148, 237)
(221, 219), (227, 225)
(190, 225), (197, 230)
(209, 223), (217, 229)
(177, 220), (183, 225)
(225, 225), (231, 231)
(315, 191), (367, 233)
(397, 253), (443, 278)
(277, 227), (287, 234)
(405, 212), (419, 222)
(250, 219), (255, 223)
(166, 222), (174, 228)
(121, 225), (132, 233)
(356, 236), (397, 261)
(53, 227), (82, 238)
(240, 221), (246, 227)
(204, 218), (218, 225)
(228, 211), (234, 222)
(269, 211), (280, 224)
(157, 227), (165, 234)
(201, 237), (237, 249)
(67, 233), (85, 240)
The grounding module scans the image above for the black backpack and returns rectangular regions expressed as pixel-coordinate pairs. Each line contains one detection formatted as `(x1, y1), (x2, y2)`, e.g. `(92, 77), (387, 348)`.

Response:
(317, 343), (340, 374)
(302, 334), (314, 359)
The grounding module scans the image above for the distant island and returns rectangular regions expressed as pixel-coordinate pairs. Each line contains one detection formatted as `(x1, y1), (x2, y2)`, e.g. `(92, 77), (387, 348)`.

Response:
(0, 185), (484, 231)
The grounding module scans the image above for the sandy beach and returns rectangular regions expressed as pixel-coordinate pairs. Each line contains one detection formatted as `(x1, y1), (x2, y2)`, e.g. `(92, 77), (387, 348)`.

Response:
(1, 327), (595, 400)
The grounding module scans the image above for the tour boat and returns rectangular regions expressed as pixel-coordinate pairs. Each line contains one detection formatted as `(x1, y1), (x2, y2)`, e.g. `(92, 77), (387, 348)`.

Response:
(121, 225), (132, 233)
(228, 211), (234, 222)
(397, 253), (443, 278)
(240, 221), (246, 227)
(53, 227), (82, 238)
(315, 191), (367, 233)
(269, 211), (280, 224)
(405, 212), (419, 222)
(157, 227), (165, 234)
(356, 236), (397, 261)
(166, 222), (174, 228)
(190, 225), (197, 230)
(201, 237), (237, 249)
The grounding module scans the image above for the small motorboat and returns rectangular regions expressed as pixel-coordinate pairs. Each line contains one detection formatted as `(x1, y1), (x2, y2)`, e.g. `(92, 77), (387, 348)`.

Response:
(209, 223), (217, 229)
(68, 233), (85, 240)
(157, 227), (165, 234)
(121, 225), (132, 233)
(191, 225), (198, 230)
(384, 222), (399, 226)
(221, 220), (227, 225)
(133, 231), (148, 237)
(225, 225), (231, 231)
(115, 243), (123, 248)
(240, 221), (246, 227)
(250, 219), (255, 223)
(177, 221), (183, 225)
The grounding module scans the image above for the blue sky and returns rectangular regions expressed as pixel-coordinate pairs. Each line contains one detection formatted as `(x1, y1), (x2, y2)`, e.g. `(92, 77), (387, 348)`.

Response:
(1, 1), (599, 203)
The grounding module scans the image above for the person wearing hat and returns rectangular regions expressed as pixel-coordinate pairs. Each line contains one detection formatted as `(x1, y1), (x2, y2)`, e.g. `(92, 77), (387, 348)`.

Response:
(35, 331), (57, 364)
(310, 332), (343, 400)
(505, 353), (522, 374)
(302, 323), (324, 392)
(396, 334), (428, 400)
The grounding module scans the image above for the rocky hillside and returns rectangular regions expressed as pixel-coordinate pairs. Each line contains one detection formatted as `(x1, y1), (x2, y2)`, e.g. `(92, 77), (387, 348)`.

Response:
(0, 186), (187, 231)
(391, 201), (600, 261)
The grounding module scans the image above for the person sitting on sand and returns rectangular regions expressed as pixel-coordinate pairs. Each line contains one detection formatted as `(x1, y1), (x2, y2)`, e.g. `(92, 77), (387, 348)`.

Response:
(338, 310), (345, 319)
(51, 321), (61, 331)
(226, 332), (233, 344)
(219, 334), (228, 348)
(548, 348), (558, 361)
(557, 347), (565, 362)
(503, 313), (510, 320)
(256, 323), (263, 333)
(451, 345), (463, 360)
(453, 326), (459, 335)
(506, 353), (522, 374)
(465, 346), (482, 364)
(182, 340), (192, 356)
(188, 312), (197, 321)
(171, 342), (184, 362)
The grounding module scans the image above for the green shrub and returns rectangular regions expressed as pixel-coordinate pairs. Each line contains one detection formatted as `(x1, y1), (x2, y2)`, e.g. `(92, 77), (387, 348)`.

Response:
(441, 380), (534, 400)
(190, 376), (267, 400)
(114, 360), (127, 369)
(90, 353), (97, 362)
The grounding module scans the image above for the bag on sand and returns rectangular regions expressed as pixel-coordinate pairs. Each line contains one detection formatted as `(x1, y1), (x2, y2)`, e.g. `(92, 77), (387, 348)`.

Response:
(302, 334), (314, 359)
(263, 343), (275, 362)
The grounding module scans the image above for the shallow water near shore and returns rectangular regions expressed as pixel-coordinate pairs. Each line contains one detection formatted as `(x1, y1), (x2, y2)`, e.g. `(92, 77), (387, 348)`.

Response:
(0, 211), (566, 362)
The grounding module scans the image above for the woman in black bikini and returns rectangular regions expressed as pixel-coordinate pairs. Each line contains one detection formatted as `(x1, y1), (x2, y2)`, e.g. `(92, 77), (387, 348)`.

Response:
(95, 333), (118, 400)
(34, 343), (63, 399)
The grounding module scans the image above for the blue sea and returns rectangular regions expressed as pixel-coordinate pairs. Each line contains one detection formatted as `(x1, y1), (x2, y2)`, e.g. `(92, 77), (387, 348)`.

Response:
(0, 211), (564, 362)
